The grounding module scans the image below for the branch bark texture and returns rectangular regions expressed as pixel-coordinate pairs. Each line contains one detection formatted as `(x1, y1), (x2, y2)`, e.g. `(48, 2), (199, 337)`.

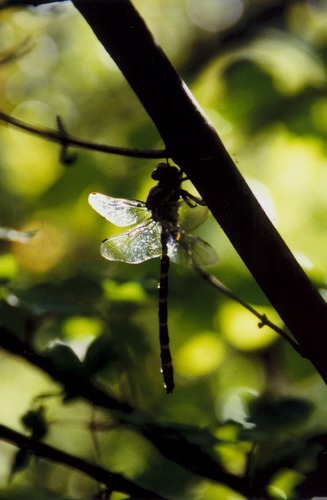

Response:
(71, 0), (327, 381)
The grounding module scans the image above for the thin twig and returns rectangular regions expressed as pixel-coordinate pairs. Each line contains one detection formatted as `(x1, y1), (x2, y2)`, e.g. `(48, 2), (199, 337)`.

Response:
(195, 267), (303, 354)
(56, 115), (78, 165)
(0, 38), (33, 65)
(0, 111), (166, 159)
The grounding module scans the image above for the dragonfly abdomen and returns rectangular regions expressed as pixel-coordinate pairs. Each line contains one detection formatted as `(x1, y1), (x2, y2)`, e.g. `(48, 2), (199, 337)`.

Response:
(158, 233), (175, 394)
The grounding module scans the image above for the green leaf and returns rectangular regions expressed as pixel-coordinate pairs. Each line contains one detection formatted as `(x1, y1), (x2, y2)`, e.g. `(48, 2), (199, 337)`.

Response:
(247, 395), (314, 434)
(10, 449), (31, 480)
(10, 277), (103, 316)
(0, 254), (19, 282)
(83, 333), (117, 376)
(46, 344), (84, 376)
(21, 406), (47, 440)
(0, 301), (26, 340)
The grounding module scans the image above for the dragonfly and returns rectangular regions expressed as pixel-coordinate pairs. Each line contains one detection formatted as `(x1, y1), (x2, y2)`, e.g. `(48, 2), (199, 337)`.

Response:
(88, 162), (218, 394)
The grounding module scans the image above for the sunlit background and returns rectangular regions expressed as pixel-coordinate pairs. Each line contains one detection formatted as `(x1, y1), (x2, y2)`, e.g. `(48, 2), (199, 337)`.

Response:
(0, 0), (326, 498)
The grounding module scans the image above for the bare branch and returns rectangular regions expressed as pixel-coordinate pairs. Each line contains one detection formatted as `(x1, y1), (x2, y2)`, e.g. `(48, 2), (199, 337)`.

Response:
(195, 267), (302, 354)
(0, 111), (166, 159)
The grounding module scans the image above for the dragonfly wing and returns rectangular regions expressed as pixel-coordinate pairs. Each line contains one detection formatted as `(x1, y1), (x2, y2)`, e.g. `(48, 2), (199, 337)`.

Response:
(100, 221), (162, 263)
(89, 192), (150, 227)
(178, 201), (209, 231)
(168, 231), (218, 268)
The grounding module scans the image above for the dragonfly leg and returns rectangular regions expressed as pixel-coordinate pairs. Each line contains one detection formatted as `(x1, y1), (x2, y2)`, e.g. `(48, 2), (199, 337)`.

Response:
(158, 236), (175, 394)
(180, 189), (206, 208)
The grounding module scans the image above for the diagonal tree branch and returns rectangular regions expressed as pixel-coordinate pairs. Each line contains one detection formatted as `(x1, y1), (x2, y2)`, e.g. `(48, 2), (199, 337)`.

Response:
(71, 0), (327, 384)
(0, 423), (167, 500)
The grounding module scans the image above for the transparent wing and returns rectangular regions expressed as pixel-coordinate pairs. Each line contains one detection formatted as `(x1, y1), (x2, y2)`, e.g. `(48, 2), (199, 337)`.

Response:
(89, 192), (150, 227)
(168, 231), (218, 268)
(100, 220), (162, 263)
(178, 201), (209, 231)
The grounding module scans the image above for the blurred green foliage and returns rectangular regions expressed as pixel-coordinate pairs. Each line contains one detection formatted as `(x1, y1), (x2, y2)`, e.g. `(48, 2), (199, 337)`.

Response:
(0, 0), (326, 498)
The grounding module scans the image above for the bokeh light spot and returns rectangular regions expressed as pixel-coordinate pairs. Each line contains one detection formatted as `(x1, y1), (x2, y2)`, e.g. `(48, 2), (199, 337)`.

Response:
(187, 0), (243, 32)
(175, 331), (225, 378)
(13, 221), (68, 273)
(217, 302), (278, 351)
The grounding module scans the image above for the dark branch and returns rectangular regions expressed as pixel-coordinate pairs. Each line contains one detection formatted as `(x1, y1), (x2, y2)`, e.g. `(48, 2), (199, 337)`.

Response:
(0, 326), (132, 415)
(139, 422), (253, 496)
(0, 111), (166, 159)
(0, 327), (256, 496)
(0, 423), (166, 500)
(71, 0), (327, 385)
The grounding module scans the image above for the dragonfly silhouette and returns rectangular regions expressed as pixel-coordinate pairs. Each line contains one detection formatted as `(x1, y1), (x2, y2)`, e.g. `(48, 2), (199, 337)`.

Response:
(89, 163), (218, 394)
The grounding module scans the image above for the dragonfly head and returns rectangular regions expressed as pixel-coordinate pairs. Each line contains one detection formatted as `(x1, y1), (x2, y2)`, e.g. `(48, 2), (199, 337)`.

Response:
(151, 163), (181, 184)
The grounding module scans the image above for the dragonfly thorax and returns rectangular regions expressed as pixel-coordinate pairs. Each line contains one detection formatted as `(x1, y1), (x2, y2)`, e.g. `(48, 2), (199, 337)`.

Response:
(147, 164), (183, 229)
(146, 183), (180, 227)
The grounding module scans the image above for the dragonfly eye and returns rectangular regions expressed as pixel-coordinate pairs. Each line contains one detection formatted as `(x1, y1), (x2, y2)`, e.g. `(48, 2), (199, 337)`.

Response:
(151, 163), (180, 181)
